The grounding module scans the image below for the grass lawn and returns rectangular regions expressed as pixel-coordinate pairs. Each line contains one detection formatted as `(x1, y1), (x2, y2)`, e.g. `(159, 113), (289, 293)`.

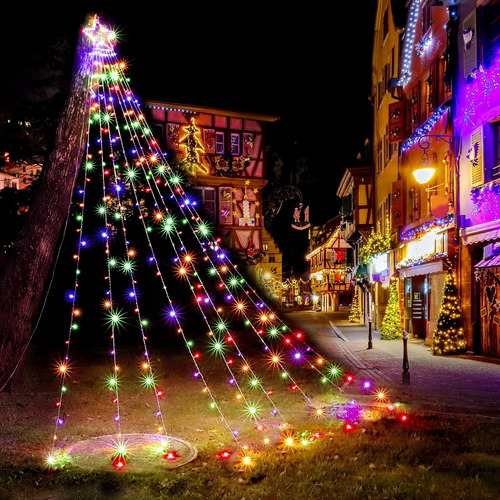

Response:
(0, 325), (499, 500)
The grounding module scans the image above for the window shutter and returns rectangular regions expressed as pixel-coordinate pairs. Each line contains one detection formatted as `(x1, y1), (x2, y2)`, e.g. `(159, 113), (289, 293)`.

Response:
(463, 11), (477, 79)
(470, 126), (484, 187)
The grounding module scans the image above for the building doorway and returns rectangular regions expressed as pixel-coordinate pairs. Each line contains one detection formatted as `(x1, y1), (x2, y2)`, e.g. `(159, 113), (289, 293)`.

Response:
(411, 276), (426, 339)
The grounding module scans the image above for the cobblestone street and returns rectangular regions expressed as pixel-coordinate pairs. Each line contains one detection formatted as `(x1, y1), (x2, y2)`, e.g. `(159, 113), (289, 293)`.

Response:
(283, 309), (500, 419)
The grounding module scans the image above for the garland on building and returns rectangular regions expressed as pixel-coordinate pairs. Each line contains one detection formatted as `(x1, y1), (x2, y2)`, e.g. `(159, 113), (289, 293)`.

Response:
(380, 280), (403, 340)
(359, 220), (391, 264)
(348, 287), (361, 323)
(395, 252), (448, 270)
(470, 180), (500, 225)
(432, 270), (467, 355)
(399, 214), (454, 242)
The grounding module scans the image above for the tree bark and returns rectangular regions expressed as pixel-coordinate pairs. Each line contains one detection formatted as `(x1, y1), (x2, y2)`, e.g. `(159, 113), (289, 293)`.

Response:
(0, 25), (93, 391)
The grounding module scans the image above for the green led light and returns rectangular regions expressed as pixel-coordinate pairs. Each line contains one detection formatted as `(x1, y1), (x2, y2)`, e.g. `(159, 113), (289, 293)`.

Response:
(245, 403), (260, 418)
(142, 374), (155, 388)
(249, 378), (259, 388)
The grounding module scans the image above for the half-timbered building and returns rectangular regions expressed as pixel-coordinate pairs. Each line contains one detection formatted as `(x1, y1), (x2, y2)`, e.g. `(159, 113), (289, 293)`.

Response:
(145, 101), (282, 283)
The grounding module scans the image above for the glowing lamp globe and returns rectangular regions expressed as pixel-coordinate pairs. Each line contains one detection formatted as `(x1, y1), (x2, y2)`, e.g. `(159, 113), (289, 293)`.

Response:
(413, 157), (435, 184)
(413, 167), (435, 184)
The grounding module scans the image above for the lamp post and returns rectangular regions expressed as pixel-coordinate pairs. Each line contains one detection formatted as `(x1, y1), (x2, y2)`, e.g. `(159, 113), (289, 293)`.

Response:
(402, 330), (410, 384)
(367, 289), (373, 349)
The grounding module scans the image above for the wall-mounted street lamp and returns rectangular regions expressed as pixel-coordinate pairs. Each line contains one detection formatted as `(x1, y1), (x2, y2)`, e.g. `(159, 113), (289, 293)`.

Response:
(413, 134), (456, 185)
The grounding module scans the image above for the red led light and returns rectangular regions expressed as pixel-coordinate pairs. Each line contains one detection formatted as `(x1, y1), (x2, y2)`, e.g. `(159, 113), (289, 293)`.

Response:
(112, 457), (125, 470)
(218, 450), (232, 460)
(164, 451), (179, 461)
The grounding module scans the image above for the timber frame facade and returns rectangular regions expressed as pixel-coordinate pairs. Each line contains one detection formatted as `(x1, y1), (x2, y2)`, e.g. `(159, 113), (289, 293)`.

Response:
(145, 101), (282, 273)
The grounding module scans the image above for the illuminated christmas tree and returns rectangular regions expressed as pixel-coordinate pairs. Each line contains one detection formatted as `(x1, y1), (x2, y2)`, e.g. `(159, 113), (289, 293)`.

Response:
(432, 270), (467, 355)
(348, 287), (361, 323)
(41, 14), (402, 472)
(380, 279), (403, 340)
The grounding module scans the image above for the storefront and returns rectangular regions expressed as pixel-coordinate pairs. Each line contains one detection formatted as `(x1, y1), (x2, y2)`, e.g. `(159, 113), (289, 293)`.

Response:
(396, 228), (448, 344)
(367, 251), (391, 329)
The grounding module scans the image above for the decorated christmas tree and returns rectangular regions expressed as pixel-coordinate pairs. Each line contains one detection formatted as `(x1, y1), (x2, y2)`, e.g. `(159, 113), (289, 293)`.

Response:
(380, 279), (403, 340)
(432, 270), (467, 355)
(348, 287), (361, 323)
(40, 14), (403, 473)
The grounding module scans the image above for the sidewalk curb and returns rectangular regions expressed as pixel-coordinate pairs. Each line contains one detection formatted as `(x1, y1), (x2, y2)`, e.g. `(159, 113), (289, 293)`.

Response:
(329, 321), (348, 342)
(328, 321), (395, 387)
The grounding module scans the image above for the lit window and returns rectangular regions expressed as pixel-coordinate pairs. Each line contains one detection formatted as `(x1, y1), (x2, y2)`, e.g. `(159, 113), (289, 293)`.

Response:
(230, 133), (240, 155)
(216, 132), (225, 154)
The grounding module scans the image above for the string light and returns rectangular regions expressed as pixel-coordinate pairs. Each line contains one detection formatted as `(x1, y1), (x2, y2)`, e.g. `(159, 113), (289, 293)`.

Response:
(44, 14), (407, 471)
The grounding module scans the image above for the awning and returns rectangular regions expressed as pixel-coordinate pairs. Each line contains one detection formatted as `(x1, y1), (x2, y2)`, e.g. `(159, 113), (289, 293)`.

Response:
(475, 254), (500, 268)
(462, 220), (500, 245)
(397, 260), (443, 278)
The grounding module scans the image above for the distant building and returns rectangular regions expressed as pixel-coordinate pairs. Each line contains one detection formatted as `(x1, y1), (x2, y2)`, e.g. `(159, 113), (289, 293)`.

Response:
(0, 153), (42, 191)
(306, 216), (353, 312)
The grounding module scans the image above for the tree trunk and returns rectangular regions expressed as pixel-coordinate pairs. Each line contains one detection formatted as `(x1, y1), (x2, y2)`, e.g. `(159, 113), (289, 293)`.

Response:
(0, 25), (93, 391)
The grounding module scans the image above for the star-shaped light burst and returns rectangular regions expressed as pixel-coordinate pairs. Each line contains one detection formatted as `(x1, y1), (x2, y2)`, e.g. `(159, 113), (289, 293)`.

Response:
(83, 15), (117, 56)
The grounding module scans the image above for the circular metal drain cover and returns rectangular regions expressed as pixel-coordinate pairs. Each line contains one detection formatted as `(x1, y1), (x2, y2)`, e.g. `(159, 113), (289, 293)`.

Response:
(65, 433), (197, 471)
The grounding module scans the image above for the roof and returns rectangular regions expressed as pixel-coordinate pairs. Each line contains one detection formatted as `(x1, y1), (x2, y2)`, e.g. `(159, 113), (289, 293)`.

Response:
(145, 100), (280, 123)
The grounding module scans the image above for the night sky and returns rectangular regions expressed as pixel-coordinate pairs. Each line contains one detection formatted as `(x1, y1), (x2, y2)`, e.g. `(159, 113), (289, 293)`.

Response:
(1, 3), (377, 227)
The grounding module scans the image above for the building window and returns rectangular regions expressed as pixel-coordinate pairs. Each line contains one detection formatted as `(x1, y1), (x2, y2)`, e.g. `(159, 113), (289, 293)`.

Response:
(377, 140), (383, 174)
(384, 127), (389, 168)
(269, 256), (275, 263)
(383, 8), (389, 39)
(215, 132), (225, 154)
(484, 0), (500, 69)
(422, 0), (433, 35)
(192, 186), (216, 223)
(230, 133), (240, 155)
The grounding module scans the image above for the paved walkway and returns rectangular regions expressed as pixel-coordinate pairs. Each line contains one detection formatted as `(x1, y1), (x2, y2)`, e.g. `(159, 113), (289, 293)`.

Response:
(282, 309), (500, 419)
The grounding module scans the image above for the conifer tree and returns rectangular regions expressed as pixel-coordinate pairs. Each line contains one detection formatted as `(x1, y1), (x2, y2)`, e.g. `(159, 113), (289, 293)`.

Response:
(432, 270), (467, 355)
(380, 279), (403, 340)
(348, 287), (361, 323)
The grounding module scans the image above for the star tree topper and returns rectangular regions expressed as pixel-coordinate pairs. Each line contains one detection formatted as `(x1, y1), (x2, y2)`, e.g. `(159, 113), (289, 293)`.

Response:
(83, 15), (117, 56)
